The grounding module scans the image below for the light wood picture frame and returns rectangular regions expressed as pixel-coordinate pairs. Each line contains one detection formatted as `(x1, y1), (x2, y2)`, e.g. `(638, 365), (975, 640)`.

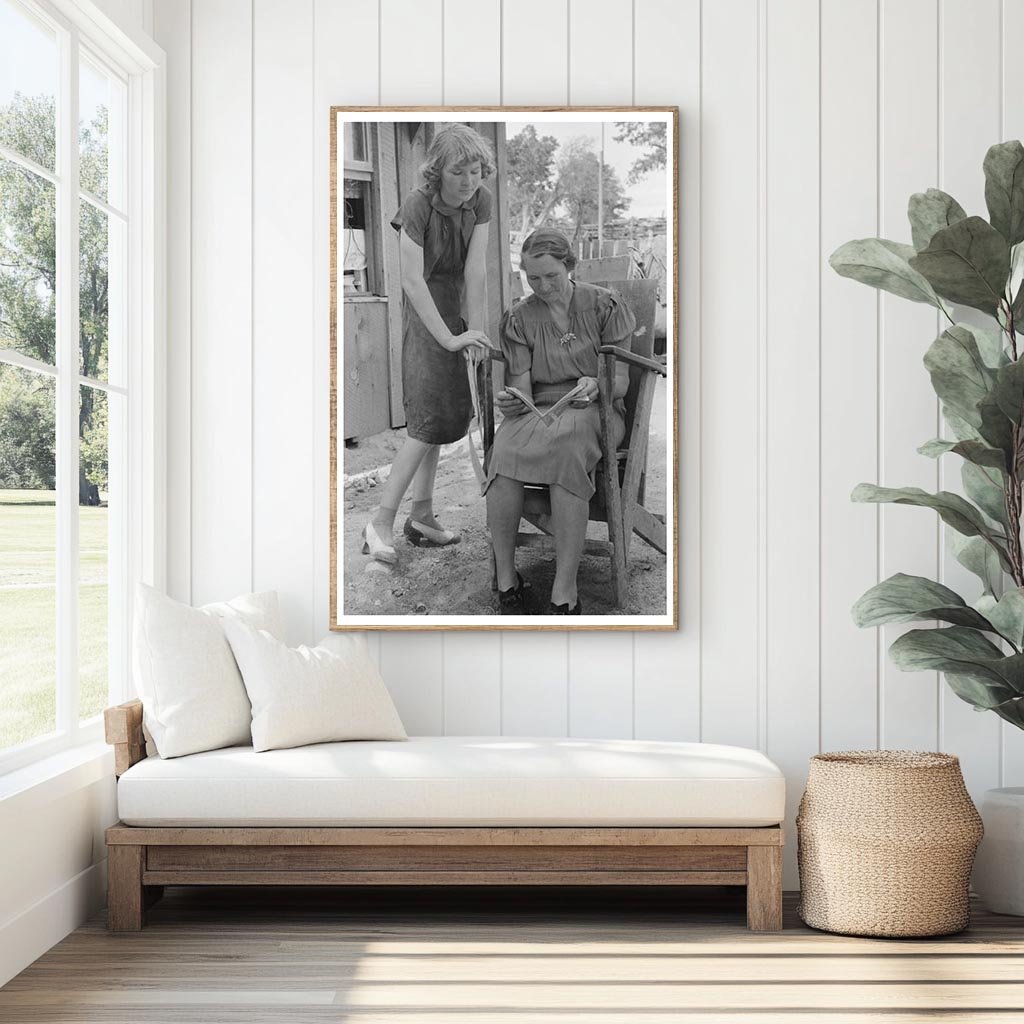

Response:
(330, 107), (678, 631)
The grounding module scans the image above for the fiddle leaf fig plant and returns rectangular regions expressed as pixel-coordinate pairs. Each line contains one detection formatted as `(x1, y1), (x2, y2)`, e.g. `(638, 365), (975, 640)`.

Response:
(832, 140), (1024, 731)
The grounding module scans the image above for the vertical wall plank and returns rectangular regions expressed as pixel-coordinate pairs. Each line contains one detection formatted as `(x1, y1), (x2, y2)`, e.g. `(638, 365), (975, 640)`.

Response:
(443, 0), (500, 105)
(878, 0), (940, 751)
(938, 0), (1002, 797)
(568, 0), (632, 103)
(1002, 0), (1024, 786)
(565, 0), (636, 726)
(819, 0), (879, 754)
(314, 0), (380, 643)
(380, 632), (445, 734)
(153, 0), (191, 604)
(699, 0), (760, 749)
(190, 0), (253, 605)
(441, 0), (503, 733)
(764, 0), (821, 886)
(502, 634), (568, 735)
(498, 0), (571, 734)
(632, 0), (700, 742)
(501, 0), (568, 104)
(253, 0), (315, 645)
(444, 638), (501, 734)
(381, 0), (443, 105)
(569, 634), (634, 738)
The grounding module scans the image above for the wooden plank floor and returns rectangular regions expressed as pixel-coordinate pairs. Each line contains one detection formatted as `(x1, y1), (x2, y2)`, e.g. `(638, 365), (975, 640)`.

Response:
(3, 886), (1024, 1022)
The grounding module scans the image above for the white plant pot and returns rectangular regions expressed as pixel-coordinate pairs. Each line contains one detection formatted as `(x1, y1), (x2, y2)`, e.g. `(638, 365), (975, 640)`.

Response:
(973, 787), (1024, 916)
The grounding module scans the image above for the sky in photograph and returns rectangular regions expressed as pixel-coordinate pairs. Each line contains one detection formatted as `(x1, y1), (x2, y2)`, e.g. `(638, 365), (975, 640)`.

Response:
(508, 121), (668, 220)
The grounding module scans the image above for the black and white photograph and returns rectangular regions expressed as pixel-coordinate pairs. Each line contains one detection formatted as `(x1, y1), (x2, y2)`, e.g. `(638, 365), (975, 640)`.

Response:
(331, 108), (677, 629)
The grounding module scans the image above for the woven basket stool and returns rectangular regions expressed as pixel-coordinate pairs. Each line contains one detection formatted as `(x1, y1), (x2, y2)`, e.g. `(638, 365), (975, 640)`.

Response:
(797, 751), (983, 937)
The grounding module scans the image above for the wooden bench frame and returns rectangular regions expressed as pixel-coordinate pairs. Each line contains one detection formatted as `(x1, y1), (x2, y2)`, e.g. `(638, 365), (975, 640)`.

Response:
(104, 700), (784, 932)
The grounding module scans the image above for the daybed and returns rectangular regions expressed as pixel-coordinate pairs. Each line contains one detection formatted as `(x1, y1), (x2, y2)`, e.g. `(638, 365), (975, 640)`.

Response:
(104, 699), (786, 932)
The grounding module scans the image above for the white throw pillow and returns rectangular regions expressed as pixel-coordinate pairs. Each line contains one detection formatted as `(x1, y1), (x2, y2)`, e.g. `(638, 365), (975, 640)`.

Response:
(223, 621), (407, 752)
(133, 584), (283, 758)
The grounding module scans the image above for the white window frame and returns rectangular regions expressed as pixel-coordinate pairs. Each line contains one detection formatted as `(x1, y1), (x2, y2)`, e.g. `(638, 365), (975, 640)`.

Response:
(0, 0), (165, 776)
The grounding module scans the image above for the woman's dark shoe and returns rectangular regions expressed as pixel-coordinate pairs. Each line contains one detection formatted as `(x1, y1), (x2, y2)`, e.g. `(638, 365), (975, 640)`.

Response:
(497, 573), (532, 615)
(548, 598), (583, 615)
(403, 517), (461, 547)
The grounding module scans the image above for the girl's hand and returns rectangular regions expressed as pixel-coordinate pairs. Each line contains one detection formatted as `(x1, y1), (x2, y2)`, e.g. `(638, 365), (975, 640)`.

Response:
(441, 329), (492, 353)
(496, 389), (529, 417)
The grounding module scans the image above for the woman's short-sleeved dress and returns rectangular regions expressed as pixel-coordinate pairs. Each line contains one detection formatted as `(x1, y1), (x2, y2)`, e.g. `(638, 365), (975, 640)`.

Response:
(484, 281), (636, 501)
(390, 184), (491, 444)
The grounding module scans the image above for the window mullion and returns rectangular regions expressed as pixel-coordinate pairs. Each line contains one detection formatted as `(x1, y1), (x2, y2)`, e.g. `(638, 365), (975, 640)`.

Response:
(55, 23), (81, 735)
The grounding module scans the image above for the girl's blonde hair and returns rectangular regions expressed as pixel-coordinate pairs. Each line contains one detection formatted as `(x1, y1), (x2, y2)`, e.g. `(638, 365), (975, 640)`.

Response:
(420, 124), (496, 192)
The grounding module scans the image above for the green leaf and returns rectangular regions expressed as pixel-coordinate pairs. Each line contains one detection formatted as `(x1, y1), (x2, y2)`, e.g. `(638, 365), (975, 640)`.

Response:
(918, 437), (1007, 471)
(977, 391), (1016, 458)
(923, 325), (997, 428)
(830, 238), (943, 307)
(889, 627), (1024, 702)
(993, 357), (1024, 423)
(851, 483), (1009, 555)
(944, 671), (1024, 714)
(950, 533), (1004, 597)
(962, 461), (1009, 528)
(984, 140), (1024, 246)
(908, 188), (968, 251)
(967, 322), (1011, 369)
(942, 406), (983, 442)
(852, 573), (994, 630)
(977, 589), (1024, 649)
(909, 216), (1011, 315)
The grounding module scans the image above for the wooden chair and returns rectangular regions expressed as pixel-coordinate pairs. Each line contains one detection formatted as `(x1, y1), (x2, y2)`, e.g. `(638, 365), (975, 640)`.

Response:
(477, 278), (668, 608)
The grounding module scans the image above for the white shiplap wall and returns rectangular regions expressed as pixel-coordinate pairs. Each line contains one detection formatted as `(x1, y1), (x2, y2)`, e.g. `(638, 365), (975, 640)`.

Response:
(154, 0), (1024, 885)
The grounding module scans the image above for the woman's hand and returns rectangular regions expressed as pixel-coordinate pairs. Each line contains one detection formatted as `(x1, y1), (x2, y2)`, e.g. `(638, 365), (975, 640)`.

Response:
(496, 389), (530, 417)
(440, 329), (492, 353)
(572, 376), (600, 406)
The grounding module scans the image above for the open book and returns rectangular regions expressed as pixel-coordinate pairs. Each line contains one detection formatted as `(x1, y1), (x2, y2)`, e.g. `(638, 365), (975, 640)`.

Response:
(505, 383), (590, 424)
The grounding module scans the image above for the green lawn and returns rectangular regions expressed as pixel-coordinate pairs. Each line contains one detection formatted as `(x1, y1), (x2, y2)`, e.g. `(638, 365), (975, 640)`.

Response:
(0, 489), (109, 751)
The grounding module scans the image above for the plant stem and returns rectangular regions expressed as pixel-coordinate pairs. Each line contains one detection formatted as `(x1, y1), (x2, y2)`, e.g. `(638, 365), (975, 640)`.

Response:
(1006, 308), (1024, 586)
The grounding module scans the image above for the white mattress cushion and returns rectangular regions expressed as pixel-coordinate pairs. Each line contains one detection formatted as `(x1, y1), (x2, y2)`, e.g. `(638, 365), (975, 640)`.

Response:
(117, 736), (786, 827)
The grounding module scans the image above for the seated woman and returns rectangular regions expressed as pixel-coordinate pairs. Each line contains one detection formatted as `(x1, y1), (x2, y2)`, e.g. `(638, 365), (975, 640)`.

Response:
(484, 228), (635, 615)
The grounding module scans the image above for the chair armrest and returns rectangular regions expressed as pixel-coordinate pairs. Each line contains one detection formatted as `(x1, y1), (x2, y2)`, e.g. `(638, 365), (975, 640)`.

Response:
(104, 699), (148, 777)
(598, 345), (667, 377)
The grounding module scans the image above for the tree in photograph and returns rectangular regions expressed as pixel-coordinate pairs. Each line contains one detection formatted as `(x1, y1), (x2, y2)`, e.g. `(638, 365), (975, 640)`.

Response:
(555, 138), (630, 245)
(0, 93), (108, 503)
(506, 124), (560, 234)
(614, 121), (667, 184)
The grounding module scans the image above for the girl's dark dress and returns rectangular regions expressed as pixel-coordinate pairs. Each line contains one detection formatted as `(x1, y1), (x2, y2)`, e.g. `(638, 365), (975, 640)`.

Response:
(390, 184), (492, 444)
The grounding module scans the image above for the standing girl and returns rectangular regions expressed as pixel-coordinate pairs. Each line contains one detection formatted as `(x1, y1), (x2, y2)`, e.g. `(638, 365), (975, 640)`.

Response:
(362, 123), (495, 563)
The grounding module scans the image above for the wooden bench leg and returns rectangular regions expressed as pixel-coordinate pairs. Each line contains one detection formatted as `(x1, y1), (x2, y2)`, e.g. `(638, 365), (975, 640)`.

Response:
(107, 845), (145, 931)
(746, 845), (783, 931)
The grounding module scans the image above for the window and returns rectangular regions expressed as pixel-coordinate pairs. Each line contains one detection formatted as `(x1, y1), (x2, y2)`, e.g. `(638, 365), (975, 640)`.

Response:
(342, 123), (380, 296)
(0, 0), (160, 772)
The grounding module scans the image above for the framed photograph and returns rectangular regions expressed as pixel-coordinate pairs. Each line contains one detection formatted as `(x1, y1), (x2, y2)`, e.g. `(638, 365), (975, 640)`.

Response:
(330, 107), (678, 630)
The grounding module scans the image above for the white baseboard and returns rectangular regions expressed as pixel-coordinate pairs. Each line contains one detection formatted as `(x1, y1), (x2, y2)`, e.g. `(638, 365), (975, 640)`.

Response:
(0, 859), (107, 987)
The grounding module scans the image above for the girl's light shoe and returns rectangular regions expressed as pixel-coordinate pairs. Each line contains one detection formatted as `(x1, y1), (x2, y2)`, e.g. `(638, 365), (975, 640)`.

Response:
(403, 517), (461, 547)
(361, 521), (397, 564)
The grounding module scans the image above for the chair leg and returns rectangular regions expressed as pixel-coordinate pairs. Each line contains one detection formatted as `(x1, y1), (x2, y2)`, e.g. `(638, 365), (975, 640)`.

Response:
(746, 846), (783, 931)
(107, 845), (145, 931)
(599, 356), (628, 607)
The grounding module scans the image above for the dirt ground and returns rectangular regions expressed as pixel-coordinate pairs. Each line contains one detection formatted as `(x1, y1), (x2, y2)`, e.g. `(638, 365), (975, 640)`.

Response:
(340, 378), (669, 617)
